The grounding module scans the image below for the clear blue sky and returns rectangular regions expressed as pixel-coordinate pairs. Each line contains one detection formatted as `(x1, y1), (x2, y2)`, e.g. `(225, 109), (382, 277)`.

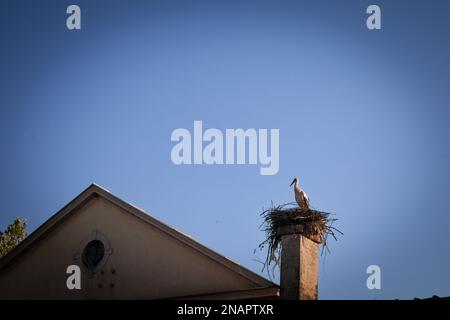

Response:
(1, 0), (450, 299)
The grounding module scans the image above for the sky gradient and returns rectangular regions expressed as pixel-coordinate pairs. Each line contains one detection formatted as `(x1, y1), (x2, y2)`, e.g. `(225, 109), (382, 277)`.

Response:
(1, 0), (450, 299)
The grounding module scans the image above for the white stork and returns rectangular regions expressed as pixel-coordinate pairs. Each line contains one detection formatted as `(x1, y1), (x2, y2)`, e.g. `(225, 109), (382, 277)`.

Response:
(290, 177), (310, 209)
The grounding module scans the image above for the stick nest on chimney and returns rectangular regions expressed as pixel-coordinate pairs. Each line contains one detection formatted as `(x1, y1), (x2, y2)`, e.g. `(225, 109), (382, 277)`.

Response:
(257, 203), (342, 276)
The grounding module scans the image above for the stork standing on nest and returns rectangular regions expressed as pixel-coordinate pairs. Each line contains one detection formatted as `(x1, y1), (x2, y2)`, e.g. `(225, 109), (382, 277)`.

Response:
(290, 177), (310, 209)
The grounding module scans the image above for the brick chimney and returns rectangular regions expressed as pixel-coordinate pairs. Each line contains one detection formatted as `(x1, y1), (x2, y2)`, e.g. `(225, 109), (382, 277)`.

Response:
(277, 225), (321, 300)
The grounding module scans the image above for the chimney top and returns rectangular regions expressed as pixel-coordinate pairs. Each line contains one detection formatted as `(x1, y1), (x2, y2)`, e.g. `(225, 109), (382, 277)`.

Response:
(277, 225), (322, 244)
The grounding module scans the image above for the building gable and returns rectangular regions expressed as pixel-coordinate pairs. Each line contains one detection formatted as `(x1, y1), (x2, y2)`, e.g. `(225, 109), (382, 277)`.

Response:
(0, 184), (275, 299)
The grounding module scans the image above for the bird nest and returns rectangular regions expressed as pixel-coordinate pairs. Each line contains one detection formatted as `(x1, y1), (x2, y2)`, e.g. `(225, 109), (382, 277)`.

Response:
(256, 203), (342, 276)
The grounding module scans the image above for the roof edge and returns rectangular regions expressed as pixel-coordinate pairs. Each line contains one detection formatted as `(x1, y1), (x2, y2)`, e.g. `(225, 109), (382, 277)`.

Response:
(168, 286), (280, 300)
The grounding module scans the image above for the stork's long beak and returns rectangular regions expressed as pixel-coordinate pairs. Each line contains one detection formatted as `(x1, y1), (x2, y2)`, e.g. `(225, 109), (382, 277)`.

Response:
(290, 180), (295, 186)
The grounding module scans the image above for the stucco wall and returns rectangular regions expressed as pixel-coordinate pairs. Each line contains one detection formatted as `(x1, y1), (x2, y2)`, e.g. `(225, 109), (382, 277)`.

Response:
(0, 196), (258, 299)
